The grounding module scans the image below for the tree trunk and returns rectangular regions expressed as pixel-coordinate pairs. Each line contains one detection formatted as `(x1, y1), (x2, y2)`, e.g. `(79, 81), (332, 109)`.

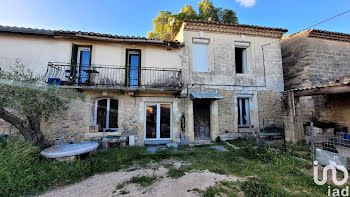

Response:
(0, 108), (45, 148)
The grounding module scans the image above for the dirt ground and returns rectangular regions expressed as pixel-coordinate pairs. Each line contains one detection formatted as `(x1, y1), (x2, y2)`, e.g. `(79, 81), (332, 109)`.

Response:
(39, 160), (241, 197)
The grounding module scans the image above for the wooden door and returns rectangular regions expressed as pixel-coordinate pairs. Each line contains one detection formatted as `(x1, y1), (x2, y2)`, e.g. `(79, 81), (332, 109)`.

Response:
(193, 100), (210, 139)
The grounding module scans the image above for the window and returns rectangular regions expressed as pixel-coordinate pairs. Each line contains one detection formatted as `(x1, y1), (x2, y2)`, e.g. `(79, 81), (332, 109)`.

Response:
(238, 97), (250, 127)
(94, 98), (118, 131)
(192, 38), (209, 72)
(235, 42), (249, 74)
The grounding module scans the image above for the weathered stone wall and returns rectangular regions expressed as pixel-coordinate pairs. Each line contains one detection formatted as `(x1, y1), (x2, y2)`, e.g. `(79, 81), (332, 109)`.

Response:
(0, 90), (186, 145)
(217, 90), (235, 133)
(316, 93), (350, 129)
(257, 91), (283, 128)
(308, 38), (350, 85)
(281, 35), (312, 90)
(282, 93), (304, 142)
(181, 30), (285, 92)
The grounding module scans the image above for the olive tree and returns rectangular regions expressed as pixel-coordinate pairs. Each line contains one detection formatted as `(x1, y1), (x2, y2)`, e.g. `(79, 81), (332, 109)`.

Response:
(0, 62), (83, 148)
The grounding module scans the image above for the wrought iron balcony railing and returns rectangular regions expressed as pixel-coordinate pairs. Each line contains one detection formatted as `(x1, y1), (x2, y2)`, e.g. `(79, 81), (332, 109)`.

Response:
(45, 62), (182, 90)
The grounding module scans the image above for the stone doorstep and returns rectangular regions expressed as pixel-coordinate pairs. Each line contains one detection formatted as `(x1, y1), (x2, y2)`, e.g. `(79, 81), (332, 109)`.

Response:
(84, 132), (122, 138)
(219, 133), (254, 141)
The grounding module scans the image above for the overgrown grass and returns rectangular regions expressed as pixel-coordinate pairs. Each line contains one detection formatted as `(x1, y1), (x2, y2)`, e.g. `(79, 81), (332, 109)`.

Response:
(0, 139), (149, 197)
(0, 138), (332, 197)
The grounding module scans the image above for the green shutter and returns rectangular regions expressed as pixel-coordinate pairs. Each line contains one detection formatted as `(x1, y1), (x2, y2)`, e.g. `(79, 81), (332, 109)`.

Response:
(71, 44), (78, 65)
(69, 44), (78, 82)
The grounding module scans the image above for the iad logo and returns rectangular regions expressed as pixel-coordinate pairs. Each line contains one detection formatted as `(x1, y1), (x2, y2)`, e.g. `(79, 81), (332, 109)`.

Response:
(313, 161), (348, 186)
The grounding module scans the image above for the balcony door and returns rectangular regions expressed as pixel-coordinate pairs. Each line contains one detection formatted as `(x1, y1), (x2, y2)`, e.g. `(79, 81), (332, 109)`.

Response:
(71, 44), (91, 84)
(126, 49), (141, 88)
(77, 47), (91, 84)
(145, 103), (172, 140)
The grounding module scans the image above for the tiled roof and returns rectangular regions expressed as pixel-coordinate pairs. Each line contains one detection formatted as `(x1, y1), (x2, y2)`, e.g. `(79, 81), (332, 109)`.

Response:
(184, 19), (288, 32)
(283, 29), (350, 43)
(0, 25), (184, 48)
(183, 19), (287, 38)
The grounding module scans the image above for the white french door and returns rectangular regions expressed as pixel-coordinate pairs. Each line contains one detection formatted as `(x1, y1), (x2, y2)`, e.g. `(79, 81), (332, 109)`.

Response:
(144, 103), (172, 140)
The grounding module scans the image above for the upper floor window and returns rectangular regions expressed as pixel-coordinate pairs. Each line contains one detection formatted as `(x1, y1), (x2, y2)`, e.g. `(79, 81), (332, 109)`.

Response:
(192, 38), (209, 72)
(235, 42), (249, 74)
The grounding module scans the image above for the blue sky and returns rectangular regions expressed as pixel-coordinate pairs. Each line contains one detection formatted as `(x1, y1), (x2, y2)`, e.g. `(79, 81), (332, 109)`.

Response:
(0, 0), (349, 37)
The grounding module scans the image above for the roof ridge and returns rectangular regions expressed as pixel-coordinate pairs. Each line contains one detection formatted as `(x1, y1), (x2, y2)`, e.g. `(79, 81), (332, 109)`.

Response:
(0, 24), (179, 42)
(183, 19), (288, 32)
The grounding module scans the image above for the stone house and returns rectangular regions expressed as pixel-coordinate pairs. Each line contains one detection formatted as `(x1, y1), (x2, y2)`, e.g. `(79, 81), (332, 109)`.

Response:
(281, 29), (350, 142)
(0, 20), (287, 145)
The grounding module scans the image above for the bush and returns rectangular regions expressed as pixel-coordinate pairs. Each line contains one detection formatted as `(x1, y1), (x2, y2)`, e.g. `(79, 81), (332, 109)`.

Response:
(241, 180), (271, 197)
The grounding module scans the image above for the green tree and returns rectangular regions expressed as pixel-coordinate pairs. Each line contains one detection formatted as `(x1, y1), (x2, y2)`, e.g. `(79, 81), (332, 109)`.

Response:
(0, 62), (83, 148)
(198, 0), (220, 21)
(220, 9), (238, 24)
(147, 11), (174, 40)
(148, 0), (238, 40)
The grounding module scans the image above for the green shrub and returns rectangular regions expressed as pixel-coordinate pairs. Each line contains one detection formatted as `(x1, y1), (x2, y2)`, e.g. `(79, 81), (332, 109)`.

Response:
(241, 180), (271, 197)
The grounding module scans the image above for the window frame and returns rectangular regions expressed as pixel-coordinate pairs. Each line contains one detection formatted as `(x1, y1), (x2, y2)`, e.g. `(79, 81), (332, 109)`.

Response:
(93, 98), (118, 131)
(192, 38), (210, 73)
(234, 42), (249, 74)
(144, 103), (173, 141)
(237, 95), (252, 128)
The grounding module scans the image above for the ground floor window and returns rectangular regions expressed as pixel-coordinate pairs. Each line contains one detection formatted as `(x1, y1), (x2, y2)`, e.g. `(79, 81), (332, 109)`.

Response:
(145, 103), (172, 140)
(238, 97), (251, 127)
(94, 98), (118, 131)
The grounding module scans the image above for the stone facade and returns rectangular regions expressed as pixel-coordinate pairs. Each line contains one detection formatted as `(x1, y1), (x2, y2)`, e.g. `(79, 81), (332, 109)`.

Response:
(0, 21), (287, 145)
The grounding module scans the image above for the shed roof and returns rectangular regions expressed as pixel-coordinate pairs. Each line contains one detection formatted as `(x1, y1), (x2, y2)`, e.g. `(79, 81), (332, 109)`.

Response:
(284, 76), (350, 97)
(190, 92), (223, 100)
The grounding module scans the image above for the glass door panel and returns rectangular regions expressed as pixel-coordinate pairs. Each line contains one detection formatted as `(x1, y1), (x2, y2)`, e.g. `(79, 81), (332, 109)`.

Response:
(129, 54), (140, 88)
(97, 99), (107, 129)
(77, 48), (91, 84)
(160, 104), (171, 138)
(146, 104), (157, 139)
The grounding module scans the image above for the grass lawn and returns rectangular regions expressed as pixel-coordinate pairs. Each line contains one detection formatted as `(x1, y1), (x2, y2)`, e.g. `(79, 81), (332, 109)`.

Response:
(0, 138), (332, 197)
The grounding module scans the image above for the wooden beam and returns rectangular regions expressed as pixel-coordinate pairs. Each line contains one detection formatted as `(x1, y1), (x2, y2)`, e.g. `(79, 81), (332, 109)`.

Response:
(293, 85), (350, 97)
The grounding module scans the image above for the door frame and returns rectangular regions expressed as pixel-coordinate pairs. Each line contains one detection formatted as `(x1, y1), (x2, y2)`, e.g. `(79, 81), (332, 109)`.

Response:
(76, 46), (92, 84)
(125, 49), (141, 87)
(144, 103), (173, 141)
(193, 99), (211, 139)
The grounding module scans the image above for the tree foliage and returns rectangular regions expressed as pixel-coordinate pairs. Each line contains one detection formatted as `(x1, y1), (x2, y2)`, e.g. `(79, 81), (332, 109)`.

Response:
(0, 61), (84, 148)
(147, 0), (238, 40)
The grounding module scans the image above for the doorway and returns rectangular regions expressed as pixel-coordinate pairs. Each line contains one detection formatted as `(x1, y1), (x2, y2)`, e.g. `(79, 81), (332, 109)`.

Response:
(193, 100), (211, 139)
(77, 47), (91, 84)
(126, 49), (141, 88)
(145, 103), (172, 140)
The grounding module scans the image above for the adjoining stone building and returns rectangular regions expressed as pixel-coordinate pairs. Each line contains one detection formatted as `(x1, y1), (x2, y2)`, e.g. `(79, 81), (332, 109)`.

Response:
(281, 29), (350, 142)
(0, 20), (287, 145)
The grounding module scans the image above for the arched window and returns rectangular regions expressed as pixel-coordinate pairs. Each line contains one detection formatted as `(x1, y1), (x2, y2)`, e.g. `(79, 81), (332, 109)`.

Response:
(94, 98), (118, 131)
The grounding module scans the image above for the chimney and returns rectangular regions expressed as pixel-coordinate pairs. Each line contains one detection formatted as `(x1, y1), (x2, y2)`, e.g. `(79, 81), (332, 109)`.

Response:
(170, 18), (175, 41)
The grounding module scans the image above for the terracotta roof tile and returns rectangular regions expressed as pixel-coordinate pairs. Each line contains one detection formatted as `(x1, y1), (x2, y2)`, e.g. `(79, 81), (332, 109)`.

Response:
(0, 24), (183, 48)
